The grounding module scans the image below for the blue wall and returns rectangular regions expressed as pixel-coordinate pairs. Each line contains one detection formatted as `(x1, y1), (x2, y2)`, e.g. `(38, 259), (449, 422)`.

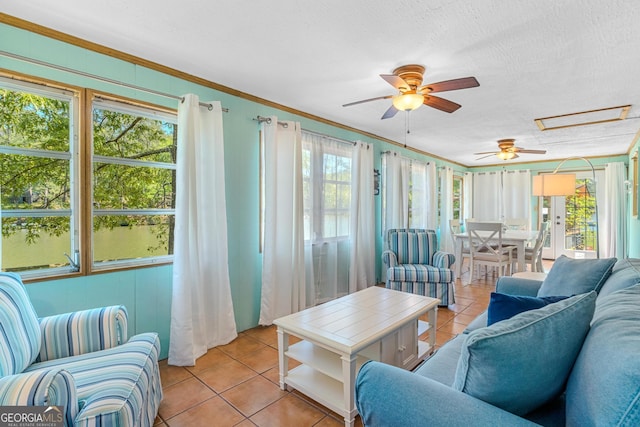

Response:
(2, 20), (634, 359)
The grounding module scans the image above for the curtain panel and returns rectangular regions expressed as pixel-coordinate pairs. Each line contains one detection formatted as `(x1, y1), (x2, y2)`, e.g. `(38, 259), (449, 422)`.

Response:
(169, 95), (237, 366)
(260, 117), (305, 325)
(602, 162), (627, 258)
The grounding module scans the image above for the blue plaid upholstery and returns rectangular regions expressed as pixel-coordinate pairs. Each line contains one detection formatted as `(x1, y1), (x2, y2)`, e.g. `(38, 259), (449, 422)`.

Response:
(383, 230), (456, 306)
(0, 272), (162, 427)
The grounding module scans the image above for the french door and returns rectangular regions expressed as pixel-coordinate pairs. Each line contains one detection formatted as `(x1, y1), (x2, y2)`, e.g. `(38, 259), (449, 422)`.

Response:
(541, 170), (603, 260)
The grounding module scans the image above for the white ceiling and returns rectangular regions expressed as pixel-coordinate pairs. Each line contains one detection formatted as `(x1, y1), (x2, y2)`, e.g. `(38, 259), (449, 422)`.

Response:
(3, 0), (640, 166)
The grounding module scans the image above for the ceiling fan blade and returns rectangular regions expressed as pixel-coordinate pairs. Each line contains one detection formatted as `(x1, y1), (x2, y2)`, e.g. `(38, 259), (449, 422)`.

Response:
(514, 148), (547, 154)
(380, 74), (411, 91)
(342, 95), (393, 107)
(475, 153), (497, 160)
(473, 151), (499, 155)
(419, 77), (479, 93)
(381, 105), (399, 120)
(423, 95), (461, 113)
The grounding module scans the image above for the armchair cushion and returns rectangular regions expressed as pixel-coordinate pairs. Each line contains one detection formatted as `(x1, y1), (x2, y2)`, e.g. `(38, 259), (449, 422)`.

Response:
(453, 291), (596, 416)
(537, 255), (616, 297)
(38, 306), (128, 362)
(27, 333), (162, 427)
(389, 231), (435, 265)
(387, 264), (455, 284)
(0, 369), (78, 426)
(0, 272), (42, 376)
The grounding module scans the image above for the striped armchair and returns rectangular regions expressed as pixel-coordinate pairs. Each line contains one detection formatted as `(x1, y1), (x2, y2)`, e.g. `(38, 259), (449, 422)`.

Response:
(382, 229), (456, 306)
(0, 272), (162, 427)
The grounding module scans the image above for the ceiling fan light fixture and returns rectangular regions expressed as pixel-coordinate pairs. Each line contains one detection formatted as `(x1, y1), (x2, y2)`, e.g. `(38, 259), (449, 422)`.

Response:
(392, 93), (424, 111)
(496, 151), (516, 160)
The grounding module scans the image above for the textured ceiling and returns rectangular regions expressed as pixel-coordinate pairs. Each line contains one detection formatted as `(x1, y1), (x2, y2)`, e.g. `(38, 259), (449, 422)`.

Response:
(2, 0), (640, 166)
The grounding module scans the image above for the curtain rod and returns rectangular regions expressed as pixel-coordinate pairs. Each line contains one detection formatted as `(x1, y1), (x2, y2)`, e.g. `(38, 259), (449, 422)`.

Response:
(253, 115), (288, 128)
(0, 50), (229, 112)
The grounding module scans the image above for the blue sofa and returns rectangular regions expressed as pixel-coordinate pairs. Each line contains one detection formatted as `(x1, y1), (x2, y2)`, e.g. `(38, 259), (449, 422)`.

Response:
(0, 272), (162, 427)
(356, 257), (640, 426)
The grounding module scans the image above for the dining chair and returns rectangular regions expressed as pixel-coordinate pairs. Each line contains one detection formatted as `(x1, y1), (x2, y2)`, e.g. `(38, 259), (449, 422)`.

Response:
(449, 219), (470, 273)
(504, 217), (529, 231)
(466, 221), (516, 285)
(524, 222), (550, 272)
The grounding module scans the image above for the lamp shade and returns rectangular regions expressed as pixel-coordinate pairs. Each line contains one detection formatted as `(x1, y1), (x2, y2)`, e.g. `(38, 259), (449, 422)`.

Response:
(532, 173), (576, 196)
(392, 93), (424, 111)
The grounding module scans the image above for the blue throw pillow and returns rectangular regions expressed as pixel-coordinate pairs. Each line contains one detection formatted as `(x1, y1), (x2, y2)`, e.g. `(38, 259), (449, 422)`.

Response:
(537, 255), (617, 297)
(487, 292), (568, 325)
(453, 291), (597, 416)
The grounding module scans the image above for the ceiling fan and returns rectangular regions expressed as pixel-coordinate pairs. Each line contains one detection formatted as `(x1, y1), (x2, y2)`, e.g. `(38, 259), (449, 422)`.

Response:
(343, 64), (479, 119)
(475, 139), (547, 161)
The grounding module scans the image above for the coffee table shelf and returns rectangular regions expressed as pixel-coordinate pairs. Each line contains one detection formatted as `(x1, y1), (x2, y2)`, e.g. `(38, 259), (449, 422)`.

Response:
(286, 340), (369, 382)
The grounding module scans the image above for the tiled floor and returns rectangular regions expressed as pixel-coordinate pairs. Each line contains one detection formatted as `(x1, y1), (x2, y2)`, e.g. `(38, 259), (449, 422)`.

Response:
(155, 261), (553, 426)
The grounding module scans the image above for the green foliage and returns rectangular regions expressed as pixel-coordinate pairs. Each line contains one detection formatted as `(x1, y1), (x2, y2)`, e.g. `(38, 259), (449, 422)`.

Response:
(1, 89), (176, 256)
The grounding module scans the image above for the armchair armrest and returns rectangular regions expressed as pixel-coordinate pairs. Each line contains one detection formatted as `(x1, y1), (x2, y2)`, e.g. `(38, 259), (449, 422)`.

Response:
(0, 369), (78, 426)
(356, 361), (538, 427)
(433, 251), (455, 269)
(37, 305), (128, 362)
(495, 276), (543, 297)
(381, 250), (398, 269)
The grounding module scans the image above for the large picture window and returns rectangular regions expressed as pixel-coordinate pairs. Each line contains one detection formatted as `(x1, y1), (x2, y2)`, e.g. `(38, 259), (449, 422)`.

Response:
(0, 73), (177, 279)
(0, 77), (79, 277)
(91, 97), (177, 269)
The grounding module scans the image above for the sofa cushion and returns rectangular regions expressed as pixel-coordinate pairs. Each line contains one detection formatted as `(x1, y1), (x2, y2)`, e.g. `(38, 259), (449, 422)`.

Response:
(0, 272), (42, 376)
(565, 283), (640, 426)
(598, 258), (640, 298)
(453, 291), (596, 416)
(537, 255), (616, 297)
(486, 292), (568, 325)
(414, 334), (465, 386)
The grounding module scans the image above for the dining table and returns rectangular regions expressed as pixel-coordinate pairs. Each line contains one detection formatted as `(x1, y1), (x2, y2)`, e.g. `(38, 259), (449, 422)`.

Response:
(453, 229), (539, 278)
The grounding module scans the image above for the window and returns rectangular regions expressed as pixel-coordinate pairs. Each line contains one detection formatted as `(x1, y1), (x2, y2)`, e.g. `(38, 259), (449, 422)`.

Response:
(0, 73), (177, 279)
(90, 97), (177, 269)
(302, 135), (352, 242)
(0, 77), (79, 277)
(452, 175), (463, 220)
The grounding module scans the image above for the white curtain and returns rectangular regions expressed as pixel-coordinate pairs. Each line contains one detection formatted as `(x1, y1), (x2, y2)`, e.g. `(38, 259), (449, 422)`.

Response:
(439, 167), (454, 252)
(407, 161), (437, 230)
(383, 152), (409, 230)
(473, 172), (502, 220)
(463, 172), (473, 221)
(169, 95), (237, 366)
(302, 132), (354, 305)
(502, 170), (531, 226)
(259, 117), (305, 325)
(349, 141), (375, 293)
(602, 162), (627, 258)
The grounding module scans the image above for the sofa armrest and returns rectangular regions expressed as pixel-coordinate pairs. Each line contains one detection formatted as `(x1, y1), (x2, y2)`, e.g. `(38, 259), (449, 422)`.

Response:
(37, 305), (128, 362)
(356, 361), (539, 427)
(381, 250), (398, 269)
(495, 276), (543, 297)
(433, 251), (455, 269)
(0, 369), (78, 426)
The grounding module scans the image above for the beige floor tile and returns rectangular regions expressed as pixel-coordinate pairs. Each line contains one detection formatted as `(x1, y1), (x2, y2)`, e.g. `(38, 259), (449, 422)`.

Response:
(221, 375), (287, 417)
(243, 325), (278, 347)
(218, 336), (267, 359)
(197, 359), (259, 393)
(166, 396), (244, 427)
(185, 348), (236, 374)
(248, 394), (325, 427)
(237, 345), (279, 373)
(159, 361), (193, 388)
(158, 377), (216, 420)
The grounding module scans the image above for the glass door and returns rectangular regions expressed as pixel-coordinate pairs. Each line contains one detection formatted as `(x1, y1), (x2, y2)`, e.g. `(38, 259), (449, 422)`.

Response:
(541, 171), (601, 260)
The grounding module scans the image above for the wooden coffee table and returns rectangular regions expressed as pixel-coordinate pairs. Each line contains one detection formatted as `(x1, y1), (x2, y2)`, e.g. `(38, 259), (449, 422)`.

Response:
(273, 286), (439, 427)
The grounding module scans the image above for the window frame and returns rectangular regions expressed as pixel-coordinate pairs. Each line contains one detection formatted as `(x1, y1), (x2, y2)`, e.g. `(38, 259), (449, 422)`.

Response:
(0, 70), (179, 281)
(87, 91), (177, 272)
